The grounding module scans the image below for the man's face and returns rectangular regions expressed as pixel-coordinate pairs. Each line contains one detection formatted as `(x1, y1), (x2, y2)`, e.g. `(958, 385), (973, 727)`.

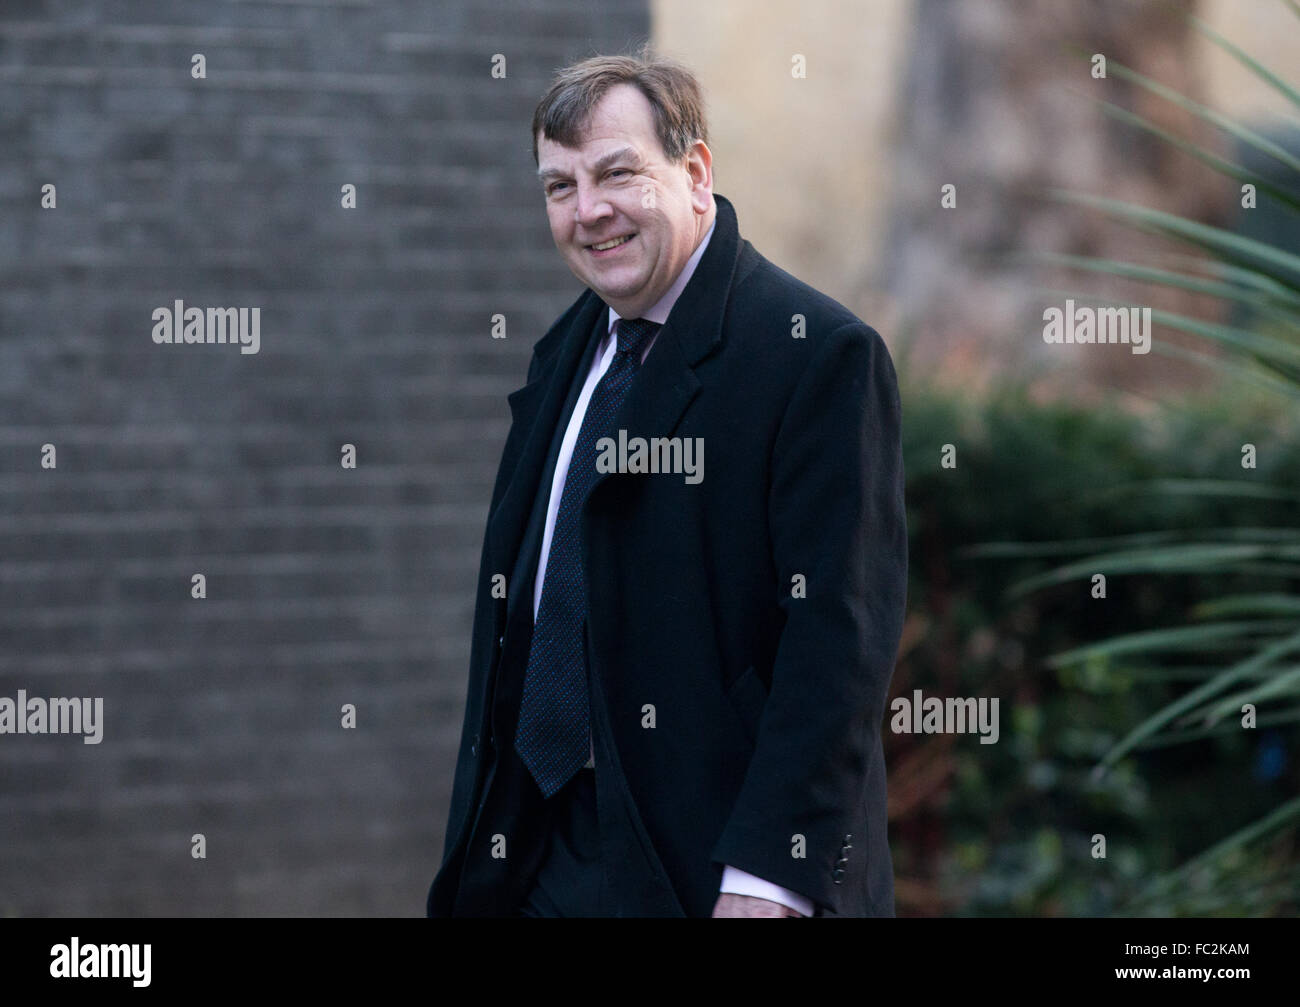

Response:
(537, 83), (714, 319)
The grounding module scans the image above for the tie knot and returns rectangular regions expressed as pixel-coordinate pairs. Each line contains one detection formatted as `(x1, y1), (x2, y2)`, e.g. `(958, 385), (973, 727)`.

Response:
(615, 317), (660, 359)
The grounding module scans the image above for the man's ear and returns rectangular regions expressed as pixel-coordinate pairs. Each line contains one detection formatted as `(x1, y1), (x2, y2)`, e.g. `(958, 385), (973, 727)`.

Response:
(685, 140), (713, 212)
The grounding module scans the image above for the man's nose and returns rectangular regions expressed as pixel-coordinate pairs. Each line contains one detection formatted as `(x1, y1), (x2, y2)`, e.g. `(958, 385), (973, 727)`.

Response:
(573, 184), (612, 229)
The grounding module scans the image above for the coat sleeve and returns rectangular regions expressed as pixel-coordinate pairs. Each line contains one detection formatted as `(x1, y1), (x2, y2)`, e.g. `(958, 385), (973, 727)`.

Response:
(709, 320), (908, 913)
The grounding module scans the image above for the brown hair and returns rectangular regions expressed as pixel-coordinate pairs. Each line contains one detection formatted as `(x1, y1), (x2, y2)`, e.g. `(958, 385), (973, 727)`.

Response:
(531, 44), (709, 166)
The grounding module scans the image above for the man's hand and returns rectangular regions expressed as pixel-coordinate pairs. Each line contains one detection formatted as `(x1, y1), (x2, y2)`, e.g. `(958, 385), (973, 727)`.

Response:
(712, 893), (806, 917)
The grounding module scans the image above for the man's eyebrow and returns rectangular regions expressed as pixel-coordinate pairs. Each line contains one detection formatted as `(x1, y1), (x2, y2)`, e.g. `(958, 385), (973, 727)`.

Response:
(537, 146), (640, 183)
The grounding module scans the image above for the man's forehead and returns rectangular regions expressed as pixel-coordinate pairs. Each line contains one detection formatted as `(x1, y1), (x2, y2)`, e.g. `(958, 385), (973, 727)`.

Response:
(537, 85), (659, 168)
(581, 82), (653, 133)
(536, 138), (645, 178)
(539, 134), (640, 159)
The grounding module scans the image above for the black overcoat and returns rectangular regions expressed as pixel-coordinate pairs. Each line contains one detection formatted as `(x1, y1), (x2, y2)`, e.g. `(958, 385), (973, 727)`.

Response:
(427, 193), (907, 917)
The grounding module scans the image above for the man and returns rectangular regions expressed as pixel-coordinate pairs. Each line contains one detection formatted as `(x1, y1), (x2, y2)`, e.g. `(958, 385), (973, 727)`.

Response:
(427, 50), (907, 918)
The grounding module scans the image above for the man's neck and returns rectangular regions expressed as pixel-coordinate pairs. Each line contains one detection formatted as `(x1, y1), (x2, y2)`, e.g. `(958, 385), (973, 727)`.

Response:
(609, 205), (717, 327)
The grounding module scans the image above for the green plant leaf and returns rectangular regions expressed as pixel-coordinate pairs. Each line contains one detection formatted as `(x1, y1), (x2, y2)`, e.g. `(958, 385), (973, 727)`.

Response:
(1190, 14), (1300, 111)
(1148, 339), (1300, 400)
(1104, 59), (1300, 176)
(1136, 794), (1300, 902)
(1007, 542), (1300, 598)
(1097, 628), (1300, 771)
(1035, 251), (1300, 323)
(1048, 192), (1300, 291)
(1194, 594), (1300, 618)
(1200, 663), (1300, 721)
(1136, 702), (1300, 745)
(1048, 621), (1300, 668)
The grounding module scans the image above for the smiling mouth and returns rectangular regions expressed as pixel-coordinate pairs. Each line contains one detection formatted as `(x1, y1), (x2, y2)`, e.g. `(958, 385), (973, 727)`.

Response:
(586, 233), (636, 251)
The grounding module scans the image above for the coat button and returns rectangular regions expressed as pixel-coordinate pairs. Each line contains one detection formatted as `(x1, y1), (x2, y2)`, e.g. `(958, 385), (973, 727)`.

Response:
(497, 635), (505, 648)
(471, 733), (479, 757)
(831, 868), (845, 884)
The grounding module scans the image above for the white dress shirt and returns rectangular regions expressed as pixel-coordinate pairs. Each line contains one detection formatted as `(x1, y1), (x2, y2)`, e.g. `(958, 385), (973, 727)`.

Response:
(530, 215), (814, 918)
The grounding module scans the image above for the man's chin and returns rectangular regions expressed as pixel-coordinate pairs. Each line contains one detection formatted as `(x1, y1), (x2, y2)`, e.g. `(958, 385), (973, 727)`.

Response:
(570, 259), (642, 292)
(583, 277), (641, 305)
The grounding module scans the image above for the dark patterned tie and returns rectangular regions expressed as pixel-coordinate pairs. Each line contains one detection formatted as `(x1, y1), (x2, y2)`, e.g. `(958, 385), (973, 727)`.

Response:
(515, 317), (662, 797)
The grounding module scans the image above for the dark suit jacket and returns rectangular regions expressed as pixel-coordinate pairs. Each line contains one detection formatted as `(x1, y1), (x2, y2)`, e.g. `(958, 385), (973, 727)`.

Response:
(427, 192), (907, 917)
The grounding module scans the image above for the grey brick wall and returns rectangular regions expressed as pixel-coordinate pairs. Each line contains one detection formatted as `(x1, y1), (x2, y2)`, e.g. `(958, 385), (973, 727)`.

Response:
(0, 0), (649, 916)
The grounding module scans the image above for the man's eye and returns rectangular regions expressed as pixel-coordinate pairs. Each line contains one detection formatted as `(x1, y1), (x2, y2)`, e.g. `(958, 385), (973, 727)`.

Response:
(548, 182), (570, 195)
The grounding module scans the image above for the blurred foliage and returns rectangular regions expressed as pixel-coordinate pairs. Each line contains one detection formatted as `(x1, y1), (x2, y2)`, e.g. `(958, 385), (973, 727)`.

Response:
(888, 3), (1300, 917)
(890, 382), (1300, 916)
(1034, 5), (1300, 912)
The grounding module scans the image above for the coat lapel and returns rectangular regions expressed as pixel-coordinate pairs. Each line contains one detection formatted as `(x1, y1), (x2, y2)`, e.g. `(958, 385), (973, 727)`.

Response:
(484, 295), (605, 581)
(588, 193), (744, 501)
